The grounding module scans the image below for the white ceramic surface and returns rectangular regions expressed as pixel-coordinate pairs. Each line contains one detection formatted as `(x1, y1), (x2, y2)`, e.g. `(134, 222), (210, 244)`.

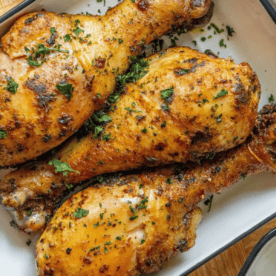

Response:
(0, 0), (276, 275)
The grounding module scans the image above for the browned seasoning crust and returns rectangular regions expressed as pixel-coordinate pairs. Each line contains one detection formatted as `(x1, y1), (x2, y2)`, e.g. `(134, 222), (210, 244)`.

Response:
(0, 46), (260, 232)
(0, 0), (212, 167)
(35, 104), (276, 276)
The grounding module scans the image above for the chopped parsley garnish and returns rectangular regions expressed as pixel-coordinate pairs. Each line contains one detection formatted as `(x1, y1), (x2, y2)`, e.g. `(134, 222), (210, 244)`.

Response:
(210, 23), (222, 34)
(219, 39), (227, 48)
(56, 83), (74, 101)
(124, 107), (142, 113)
(116, 56), (149, 86)
(161, 121), (166, 128)
(64, 34), (72, 42)
(161, 86), (174, 100)
(48, 158), (79, 176)
(94, 126), (103, 138)
(50, 27), (57, 34)
(26, 239), (32, 246)
(141, 127), (147, 133)
(141, 239), (145, 244)
(138, 197), (148, 210)
(118, 38), (123, 44)
(129, 215), (138, 221)
(73, 207), (89, 218)
(90, 246), (100, 251)
(216, 113), (223, 123)
(27, 56), (42, 66)
(269, 94), (274, 103)
(94, 222), (99, 227)
(202, 98), (209, 104)
(102, 134), (111, 141)
(92, 114), (112, 123)
(175, 69), (190, 76)
(161, 105), (170, 112)
(73, 27), (84, 36)
(226, 26), (235, 37)
(44, 254), (49, 259)
(213, 89), (228, 100)
(204, 195), (214, 212)
(166, 178), (172, 184)
(5, 76), (18, 94)
(116, 236), (122, 240)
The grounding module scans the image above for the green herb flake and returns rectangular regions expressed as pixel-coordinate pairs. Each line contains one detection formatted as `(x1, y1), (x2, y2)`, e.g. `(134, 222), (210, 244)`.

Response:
(269, 94), (274, 103)
(161, 86), (174, 100)
(56, 83), (74, 101)
(213, 89), (228, 100)
(50, 27), (57, 34)
(141, 239), (145, 244)
(90, 246), (100, 251)
(130, 215), (138, 221)
(141, 127), (147, 133)
(48, 158), (79, 176)
(5, 76), (18, 94)
(27, 56), (42, 67)
(219, 39), (227, 48)
(64, 34), (72, 42)
(94, 126), (103, 139)
(73, 27), (84, 36)
(73, 207), (89, 218)
(26, 239), (32, 246)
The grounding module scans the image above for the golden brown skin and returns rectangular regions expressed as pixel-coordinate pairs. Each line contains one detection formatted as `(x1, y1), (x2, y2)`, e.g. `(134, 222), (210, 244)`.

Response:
(0, 0), (212, 167)
(36, 104), (276, 276)
(0, 47), (260, 232)
(36, 186), (201, 276)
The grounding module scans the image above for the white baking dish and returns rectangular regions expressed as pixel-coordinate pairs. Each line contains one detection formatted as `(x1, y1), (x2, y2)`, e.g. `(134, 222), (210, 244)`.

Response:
(0, 0), (276, 275)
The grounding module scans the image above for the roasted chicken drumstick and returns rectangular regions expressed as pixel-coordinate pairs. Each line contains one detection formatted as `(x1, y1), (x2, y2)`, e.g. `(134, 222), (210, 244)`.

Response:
(36, 104), (276, 276)
(0, 47), (260, 232)
(0, 0), (212, 167)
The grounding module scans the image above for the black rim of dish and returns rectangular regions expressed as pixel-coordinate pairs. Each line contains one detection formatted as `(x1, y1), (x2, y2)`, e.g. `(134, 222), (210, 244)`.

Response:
(238, 227), (276, 276)
(0, 0), (275, 275)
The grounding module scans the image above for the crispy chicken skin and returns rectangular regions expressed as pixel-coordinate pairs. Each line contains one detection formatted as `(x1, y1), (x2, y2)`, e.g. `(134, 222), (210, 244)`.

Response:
(36, 104), (276, 276)
(0, 47), (260, 232)
(36, 188), (201, 276)
(0, 0), (212, 167)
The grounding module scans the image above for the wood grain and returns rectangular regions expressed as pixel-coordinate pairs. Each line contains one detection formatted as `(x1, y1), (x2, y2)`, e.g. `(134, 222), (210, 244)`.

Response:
(190, 218), (276, 276)
(0, 1), (276, 276)
(0, 0), (22, 16)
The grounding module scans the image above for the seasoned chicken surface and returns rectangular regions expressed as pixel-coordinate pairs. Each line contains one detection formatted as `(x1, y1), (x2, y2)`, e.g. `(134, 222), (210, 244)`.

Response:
(0, 47), (260, 232)
(36, 104), (276, 276)
(37, 187), (201, 276)
(0, 0), (212, 167)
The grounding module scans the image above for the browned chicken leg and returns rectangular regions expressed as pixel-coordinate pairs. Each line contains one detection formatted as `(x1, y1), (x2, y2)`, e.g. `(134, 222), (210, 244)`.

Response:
(0, 0), (212, 167)
(36, 104), (276, 276)
(0, 46), (260, 232)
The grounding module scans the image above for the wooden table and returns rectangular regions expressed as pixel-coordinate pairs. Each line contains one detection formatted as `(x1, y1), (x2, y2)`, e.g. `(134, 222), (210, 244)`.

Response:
(1, 1), (276, 275)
